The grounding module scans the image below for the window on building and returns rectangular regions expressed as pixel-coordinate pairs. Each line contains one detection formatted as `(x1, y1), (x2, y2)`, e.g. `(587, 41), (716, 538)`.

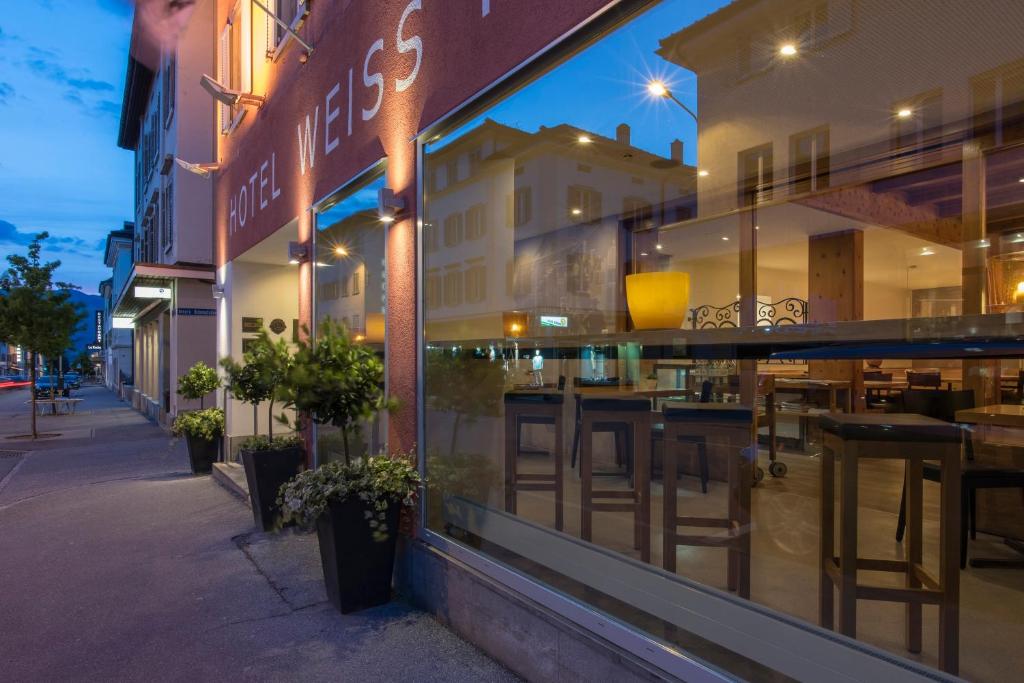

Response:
(465, 261), (487, 303)
(426, 270), (442, 310)
(789, 126), (829, 194)
(164, 181), (174, 253)
(219, 1), (250, 133)
(892, 89), (943, 155)
(513, 186), (532, 227)
(465, 204), (486, 240)
(352, 269), (360, 296)
(272, 0), (307, 50)
(972, 57), (1024, 147)
(442, 266), (463, 307)
(443, 213), (464, 247)
(567, 185), (602, 223)
(423, 222), (439, 253)
(163, 53), (175, 128)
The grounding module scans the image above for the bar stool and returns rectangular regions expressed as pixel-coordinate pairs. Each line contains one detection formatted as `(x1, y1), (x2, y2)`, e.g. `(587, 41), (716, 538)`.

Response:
(504, 391), (564, 531)
(662, 404), (753, 598)
(819, 413), (961, 675)
(579, 397), (652, 562)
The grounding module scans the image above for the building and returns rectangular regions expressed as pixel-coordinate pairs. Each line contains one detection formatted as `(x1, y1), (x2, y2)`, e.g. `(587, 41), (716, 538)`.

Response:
(99, 223), (137, 395)
(154, 0), (1024, 680)
(114, 0), (219, 423)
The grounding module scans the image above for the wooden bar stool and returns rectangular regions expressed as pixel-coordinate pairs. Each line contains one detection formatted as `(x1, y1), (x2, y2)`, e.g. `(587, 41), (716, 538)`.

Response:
(819, 413), (961, 675)
(504, 391), (565, 531)
(579, 397), (652, 562)
(662, 404), (753, 598)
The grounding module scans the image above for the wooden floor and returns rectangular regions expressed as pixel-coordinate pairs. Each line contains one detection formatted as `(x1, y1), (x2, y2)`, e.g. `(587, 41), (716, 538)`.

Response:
(500, 432), (1024, 683)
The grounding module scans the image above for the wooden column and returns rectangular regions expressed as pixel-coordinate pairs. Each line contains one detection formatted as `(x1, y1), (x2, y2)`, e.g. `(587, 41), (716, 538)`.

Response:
(808, 230), (864, 405)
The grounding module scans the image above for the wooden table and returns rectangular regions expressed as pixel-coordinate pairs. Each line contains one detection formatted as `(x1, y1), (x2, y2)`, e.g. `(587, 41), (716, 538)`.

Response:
(774, 378), (852, 413)
(954, 404), (1024, 567)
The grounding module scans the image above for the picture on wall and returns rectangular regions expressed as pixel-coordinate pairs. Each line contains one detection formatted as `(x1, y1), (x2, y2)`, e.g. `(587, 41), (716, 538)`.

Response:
(241, 317), (263, 333)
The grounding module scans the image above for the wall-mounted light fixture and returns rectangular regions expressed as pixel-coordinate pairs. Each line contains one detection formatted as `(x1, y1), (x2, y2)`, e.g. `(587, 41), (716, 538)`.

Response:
(135, 286), (172, 299)
(288, 241), (309, 265)
(378, 188), (406, 224)
(112, 318), (135, 329)
(212, 284), (225, 299)
(175, 157), (219, 179)
(200, 74), (265, 109)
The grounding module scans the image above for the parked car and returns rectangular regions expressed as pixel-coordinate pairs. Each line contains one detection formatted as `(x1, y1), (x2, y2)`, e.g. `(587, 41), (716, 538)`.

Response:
(35, 375), (69, 399)
(65, 372), (81, 390)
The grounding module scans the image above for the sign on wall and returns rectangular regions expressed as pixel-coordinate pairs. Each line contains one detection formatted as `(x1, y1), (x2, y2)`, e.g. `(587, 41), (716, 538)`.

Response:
(242, 317), (263, 333)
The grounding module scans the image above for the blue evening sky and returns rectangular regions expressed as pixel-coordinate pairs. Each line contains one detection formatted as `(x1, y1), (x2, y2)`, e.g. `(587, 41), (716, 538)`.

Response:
(0, 0), (133, 294)
(434, 0), (729, 163)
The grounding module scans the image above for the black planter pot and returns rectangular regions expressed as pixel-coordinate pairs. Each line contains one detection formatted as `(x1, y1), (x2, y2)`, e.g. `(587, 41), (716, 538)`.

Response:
(240, 446), (305, 531)
(184, 434), (219, 474)
(316, 497), (400, 614)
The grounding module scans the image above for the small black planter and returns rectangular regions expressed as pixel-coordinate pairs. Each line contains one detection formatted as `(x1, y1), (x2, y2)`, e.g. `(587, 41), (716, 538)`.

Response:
(240, 446), (305, 531)
(316, 497), (400, 613)
(184, 435), (219, 474)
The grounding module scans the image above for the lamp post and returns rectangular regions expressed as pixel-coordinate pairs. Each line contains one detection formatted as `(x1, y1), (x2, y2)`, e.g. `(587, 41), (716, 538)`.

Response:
(646, 80), (698, 124)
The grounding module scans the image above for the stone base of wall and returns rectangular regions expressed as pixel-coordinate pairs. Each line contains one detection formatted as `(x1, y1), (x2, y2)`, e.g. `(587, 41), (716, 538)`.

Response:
(396, 537), (675, 683)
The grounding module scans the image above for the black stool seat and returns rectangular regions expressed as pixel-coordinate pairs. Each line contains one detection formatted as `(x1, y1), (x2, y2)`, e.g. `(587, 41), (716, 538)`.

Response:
(580, 397), (650, 412)
(820, 413), (960, 443)
(505, 391), (564, 405)
(664, 404), (753, 422)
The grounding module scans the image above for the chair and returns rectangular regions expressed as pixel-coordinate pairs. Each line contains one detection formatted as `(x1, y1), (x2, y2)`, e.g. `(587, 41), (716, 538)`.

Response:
(906, 369), (943, 390)
(863, 370), (896, 411)
(579, 397), (652, 562)
(570, 377), (632, 475)
(895, 389), (1024, 568)
(504, 391), (565, 530)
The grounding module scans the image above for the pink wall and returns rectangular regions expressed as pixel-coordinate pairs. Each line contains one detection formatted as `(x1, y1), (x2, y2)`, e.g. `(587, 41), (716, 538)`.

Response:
(215, 0), (615, 450)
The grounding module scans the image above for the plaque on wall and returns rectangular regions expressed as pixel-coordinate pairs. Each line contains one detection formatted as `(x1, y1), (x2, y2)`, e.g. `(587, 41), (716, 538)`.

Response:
(241, 317), (263, 333)
(269, 318), (286, 334)
(241, 337), (258, 354)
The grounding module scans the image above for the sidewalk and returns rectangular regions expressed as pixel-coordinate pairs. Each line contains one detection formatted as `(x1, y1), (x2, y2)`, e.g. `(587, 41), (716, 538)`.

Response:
(0, 386), (516, 682)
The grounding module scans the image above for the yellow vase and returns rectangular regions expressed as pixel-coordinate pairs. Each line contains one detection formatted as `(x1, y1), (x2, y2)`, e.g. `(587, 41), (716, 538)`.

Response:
(625, 272), (690, 330)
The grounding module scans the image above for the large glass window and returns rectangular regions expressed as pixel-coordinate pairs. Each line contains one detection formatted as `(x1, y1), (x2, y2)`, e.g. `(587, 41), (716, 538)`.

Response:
(422, 1), (1024, 680)
(314, 171), (388, 463)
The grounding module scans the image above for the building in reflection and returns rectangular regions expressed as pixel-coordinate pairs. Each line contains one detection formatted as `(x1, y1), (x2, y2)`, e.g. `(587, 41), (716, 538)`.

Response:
(423, 119), (697, 341)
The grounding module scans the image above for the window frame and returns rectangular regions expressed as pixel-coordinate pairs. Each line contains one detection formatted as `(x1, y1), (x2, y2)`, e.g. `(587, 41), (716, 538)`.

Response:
(269, 0), (310, 62)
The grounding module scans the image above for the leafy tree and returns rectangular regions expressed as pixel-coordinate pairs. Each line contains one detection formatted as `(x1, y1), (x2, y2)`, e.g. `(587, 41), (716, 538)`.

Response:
(424, 347), (504, 456)
(220, 330), (290, 440)
(177, 361), (220, 409)
(277, 319), (394, 464)
(0, 233), (84, 437)
(73, 349), (93, 376)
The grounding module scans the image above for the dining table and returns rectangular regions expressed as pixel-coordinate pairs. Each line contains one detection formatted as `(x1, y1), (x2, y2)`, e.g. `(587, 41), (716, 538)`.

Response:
(954, 404), (1024, 567)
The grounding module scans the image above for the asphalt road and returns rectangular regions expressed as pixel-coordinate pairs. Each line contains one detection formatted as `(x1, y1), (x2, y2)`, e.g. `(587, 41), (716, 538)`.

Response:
(0, 385), (515, 682)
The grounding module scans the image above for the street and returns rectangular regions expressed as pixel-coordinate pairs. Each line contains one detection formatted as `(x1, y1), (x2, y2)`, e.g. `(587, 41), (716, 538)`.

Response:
(0, 384), (515, 682)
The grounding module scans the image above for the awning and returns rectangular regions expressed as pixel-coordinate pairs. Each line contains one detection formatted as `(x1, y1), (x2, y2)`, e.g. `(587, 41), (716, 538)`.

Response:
(112, 263), (215, 320)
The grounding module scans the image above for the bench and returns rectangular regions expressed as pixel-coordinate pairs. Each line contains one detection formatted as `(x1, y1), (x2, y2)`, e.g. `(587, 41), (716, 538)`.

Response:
(27, 398), (83, 416)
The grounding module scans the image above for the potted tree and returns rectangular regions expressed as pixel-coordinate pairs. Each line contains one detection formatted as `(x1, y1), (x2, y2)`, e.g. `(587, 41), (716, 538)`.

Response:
(221, 331), (302, 531)
(177, 361), (220, 409)
(278, 452), (420, 613)
(275, 318), (407, 613)
(171, 408), (225, 474)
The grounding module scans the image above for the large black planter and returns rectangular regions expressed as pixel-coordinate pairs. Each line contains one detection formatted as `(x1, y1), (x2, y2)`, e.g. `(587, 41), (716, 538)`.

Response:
(240, 446), (305, 531)
(316, 497), (400, 613)
(184, 435), (219, 474)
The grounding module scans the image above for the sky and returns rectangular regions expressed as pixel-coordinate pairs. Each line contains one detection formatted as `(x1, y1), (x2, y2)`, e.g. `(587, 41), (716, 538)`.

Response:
(0, 0), (134, 294)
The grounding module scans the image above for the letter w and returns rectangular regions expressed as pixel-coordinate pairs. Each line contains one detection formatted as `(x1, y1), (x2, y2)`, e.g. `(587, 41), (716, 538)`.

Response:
(297, 106), (319, 175)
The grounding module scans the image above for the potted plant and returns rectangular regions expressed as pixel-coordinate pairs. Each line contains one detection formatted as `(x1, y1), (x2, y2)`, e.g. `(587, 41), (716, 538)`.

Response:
(171, 408), (225, 474)
(222, 331), (302, 530)
(177, 361), (220, 409)
(278, 452), (420, 613)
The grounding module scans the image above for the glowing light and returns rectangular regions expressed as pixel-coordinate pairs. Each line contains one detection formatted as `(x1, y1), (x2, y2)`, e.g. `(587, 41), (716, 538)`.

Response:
(920, 247), (935, 256)
(640, 252), (649, 257)
(288, 259), (300, 265)
(722, 236), (730, 241)
(379, 215), (396, 224)
(779, 43), (798, 56)
(697, 169), (709, 177)
(647, 80), (668, 98)
(571, 208), (582, 216)
(897, 108), (913, 119)
(577, 135), (592, 144)
(510, 323), (521, 334)
(1019, 177), (1024, 183)
(334, 246), (348, 256)
(655, 244), (663, 250)
(1014, 281), (1024, 303)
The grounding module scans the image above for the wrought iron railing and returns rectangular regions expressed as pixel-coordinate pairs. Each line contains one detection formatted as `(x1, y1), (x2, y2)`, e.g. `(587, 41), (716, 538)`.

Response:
(690, 297), (808, 329)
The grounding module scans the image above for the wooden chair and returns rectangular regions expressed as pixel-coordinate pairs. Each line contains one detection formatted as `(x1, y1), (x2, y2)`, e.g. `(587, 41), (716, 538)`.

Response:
(906, 369), (943, 390)
(570, 377), (633, 475)
(863, 370), (897, 411)
(662, 404), (753, 597)
(895, 389), (1024, 568)
(820, 413), (961, 675)
(579, 397), (652, 563)
(504, 391), (565, 531)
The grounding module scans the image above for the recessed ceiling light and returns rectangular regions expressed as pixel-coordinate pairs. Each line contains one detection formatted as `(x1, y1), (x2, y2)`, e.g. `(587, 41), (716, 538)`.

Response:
(698, 169), (709, 177)
(655, 244), (663, 250)
(577, 135), (592, 144)
(721, 236), (730, 241)
(754, 225), (760, 230)
(779, 43), (797, 57)
(571, 208), (582, 216)
(897, 108), (913, 118)
(334, 246), (348, 256)
(1019, 177), (1024, 183)
(639, 252), (649, 257)
(920, 247), (935, 256)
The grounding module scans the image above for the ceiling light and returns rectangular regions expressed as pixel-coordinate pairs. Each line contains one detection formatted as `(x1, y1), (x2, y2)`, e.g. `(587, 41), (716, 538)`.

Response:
(571, 208), (582, 216)
(647, 80), (668, 98)
(639, 252), (649, 257)
(897, 108), (913, 119)
(779, 43), (797, 57)
(655, 244), (663, 250)
(1019, 177), (1024, 183)
(920, 247), (935, 256)
(721, 236), (730, 241)
(697, 169), (709, 177)
(577, 135), (592, 144)
(288, 259), (300, 265)
(334, 246), (348, 256)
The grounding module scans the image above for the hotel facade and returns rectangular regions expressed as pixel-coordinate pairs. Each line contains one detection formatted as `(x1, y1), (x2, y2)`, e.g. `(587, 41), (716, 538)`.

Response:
(145, 0), (1024, 679)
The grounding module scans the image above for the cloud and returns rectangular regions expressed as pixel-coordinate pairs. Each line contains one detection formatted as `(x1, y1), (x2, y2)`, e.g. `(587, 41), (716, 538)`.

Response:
(0, 26), (20, 44)
(0, 82), (13, 105)
(23, 48), (118, 118)
(67, 77), (114, 92)
(0, 219), (38, 245)
(0, 219), (106, 256)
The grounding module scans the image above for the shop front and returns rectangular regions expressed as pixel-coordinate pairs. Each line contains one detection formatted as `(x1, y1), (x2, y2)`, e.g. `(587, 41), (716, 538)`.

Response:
(215, 1), (1024, 680)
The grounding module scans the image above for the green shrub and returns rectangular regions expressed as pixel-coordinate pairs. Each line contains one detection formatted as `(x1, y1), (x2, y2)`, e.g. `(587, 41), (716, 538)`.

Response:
(171, 408), (225, 441)
(240, 434), (303, 452)
(277, 451), (421, 539)
(177, 362), (220, 409)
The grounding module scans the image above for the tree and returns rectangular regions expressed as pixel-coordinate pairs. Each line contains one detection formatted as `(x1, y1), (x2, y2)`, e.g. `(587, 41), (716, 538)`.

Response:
(424, 347), (504, 456)
(177, 361), (220, 410)
(220, 331), (290, 439)
(73, 349), (93, 376)
(277, 319), (393, 464)
(0, 233), (84, 438)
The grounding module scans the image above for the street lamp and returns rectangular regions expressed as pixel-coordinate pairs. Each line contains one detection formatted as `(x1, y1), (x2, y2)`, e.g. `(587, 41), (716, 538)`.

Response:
(646, 80), (698, 123)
